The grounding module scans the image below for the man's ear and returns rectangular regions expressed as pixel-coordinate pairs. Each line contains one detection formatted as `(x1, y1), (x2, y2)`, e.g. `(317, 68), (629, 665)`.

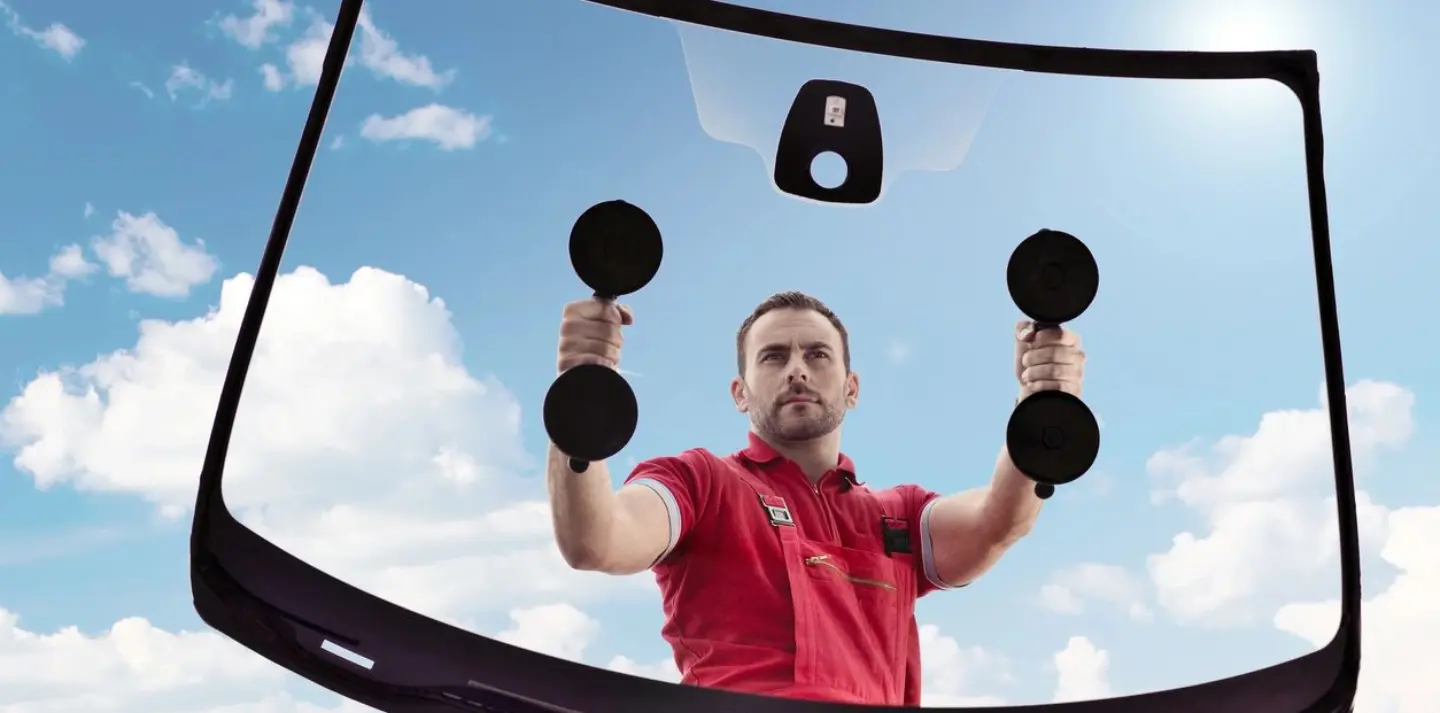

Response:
(845, 370), (860, 409)
(731, 376), (749, 413)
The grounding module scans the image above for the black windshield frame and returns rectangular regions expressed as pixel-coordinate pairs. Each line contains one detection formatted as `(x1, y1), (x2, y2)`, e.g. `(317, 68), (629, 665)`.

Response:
(188, 1), (1360, 711)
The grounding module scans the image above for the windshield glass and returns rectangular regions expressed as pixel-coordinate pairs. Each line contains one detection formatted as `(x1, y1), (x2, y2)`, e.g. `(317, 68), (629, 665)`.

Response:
(1, 0), (1431, 711)
(235, 2), (1337, 703)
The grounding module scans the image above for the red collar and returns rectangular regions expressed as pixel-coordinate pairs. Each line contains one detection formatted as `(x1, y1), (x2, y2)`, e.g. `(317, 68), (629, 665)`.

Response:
(738, 432), (862, 486)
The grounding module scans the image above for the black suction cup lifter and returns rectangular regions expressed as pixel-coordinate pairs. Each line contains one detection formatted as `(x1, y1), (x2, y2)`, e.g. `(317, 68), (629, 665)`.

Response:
(569, 200), (664, 298)
(545, 292), (642, 475)
(544, 200), (664, 474)
(1007, 229), (1099, 326)
(1005, 228), (1101, 496)
(1006, 389), (1101, 494)
(543, 357), (639, 474)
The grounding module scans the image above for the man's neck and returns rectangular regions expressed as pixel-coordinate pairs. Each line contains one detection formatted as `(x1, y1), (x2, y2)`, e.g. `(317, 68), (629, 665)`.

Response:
(755, 428), (843, 484)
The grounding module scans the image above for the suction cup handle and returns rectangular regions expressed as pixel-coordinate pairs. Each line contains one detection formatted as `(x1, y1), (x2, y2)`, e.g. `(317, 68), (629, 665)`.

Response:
(566, 291), (619, 475)
(1020, 323), (1066, 495)
(567, 294), (605, 475)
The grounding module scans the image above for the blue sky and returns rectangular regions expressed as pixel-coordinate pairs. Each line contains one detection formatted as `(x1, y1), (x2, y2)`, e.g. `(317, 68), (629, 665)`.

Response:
(1, 0), (1437, 710)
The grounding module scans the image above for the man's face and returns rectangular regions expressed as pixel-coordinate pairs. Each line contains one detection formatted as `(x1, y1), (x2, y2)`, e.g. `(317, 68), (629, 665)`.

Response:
(732, 308), (859, 443)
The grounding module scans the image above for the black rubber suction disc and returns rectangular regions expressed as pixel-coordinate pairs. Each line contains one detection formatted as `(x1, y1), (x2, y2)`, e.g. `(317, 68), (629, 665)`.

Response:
(569, 200), (663, 298)
(1006, 390), (1100, 486)
(1007, 230), (1099, 325)
(543, 364), (639, 464)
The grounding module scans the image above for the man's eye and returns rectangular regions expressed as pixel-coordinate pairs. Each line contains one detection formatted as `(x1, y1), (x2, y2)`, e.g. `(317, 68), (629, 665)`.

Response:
(761, 353), (783, 362)
(807, 351), (829, 360)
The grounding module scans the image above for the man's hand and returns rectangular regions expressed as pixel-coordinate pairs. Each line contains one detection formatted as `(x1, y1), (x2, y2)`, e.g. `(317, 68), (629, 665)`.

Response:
(1014, 320), (1085, 401)
(557, 298), (634, 374)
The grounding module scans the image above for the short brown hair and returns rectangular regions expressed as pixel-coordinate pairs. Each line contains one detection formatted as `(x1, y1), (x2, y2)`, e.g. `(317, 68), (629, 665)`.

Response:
(736, 291), (851, 376)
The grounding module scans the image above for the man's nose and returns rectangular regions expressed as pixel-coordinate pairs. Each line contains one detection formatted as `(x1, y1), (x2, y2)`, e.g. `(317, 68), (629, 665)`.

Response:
(785, 360), (809, 382)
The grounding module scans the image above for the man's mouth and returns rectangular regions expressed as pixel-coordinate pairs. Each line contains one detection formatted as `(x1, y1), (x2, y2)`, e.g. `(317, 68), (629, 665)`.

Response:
(783, 395), (818, 406)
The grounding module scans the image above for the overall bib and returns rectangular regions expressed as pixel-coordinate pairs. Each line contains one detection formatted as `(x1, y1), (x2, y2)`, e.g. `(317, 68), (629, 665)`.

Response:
(738, 473), (921, 706)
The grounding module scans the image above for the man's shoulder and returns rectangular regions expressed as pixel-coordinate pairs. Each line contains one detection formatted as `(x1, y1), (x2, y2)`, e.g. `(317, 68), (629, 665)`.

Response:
(857, 482), (927, 496)
(633, 446), (725, 470)
(854, 482), (940, 512)
(627, 447), (739, 486)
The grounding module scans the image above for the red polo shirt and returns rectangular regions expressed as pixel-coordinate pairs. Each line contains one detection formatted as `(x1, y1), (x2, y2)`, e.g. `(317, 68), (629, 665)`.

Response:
(623, 433), (954, 706)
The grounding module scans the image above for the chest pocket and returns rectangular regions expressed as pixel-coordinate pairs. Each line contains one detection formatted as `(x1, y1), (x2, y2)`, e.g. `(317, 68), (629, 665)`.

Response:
(735, 473), (917, 706)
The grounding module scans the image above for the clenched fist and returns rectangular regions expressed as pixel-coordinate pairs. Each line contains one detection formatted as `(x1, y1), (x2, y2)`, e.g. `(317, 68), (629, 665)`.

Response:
(1015, 320), (1085, 401)
(557, 298), (634, 374)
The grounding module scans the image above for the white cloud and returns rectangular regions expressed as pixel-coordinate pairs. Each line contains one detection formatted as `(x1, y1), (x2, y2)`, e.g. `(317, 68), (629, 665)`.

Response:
(0, 1), (85, 60)
(1145, 380), (1413, 625)
(218, 0), (294, 49)
(470, 603), (685, 685)
(20, 23), (83, 59)
(0, 600), (684, 713)
(1039, 583), (1084, 614)
(129, 81), (155, 100)
(916, 624), (1009, 706)
(360, 104), (493, 151)
(90, 211), (219, 298)
(164, 63), (234, 105)
(1039, 563), (1153, 622)
(606, 654), (682, 683)
(83, 202), (94, 219)
(495, 603), (599, 663)
(1051, 636), (1114, 702)
(282, 15), (331, 86)
(1274, 504), (1440, 713)
(1123, 379), (1435, 708)
(0, 244), (96, 315)
(328, 135), (344, 151)
(259, 63), (285, 91)
(0, 606), (325, 713)
(48, 244), (96, 280)
(0, 266), (641, 625)
(278, 9), (453, 90)
(353, 10), (453, 89)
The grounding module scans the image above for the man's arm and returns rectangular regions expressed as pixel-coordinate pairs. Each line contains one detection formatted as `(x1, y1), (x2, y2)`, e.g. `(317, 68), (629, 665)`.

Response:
(549, 296), (692, 575)
(921, 447), (1042, 588)
(920, 323), (1082, 588)
(547, 445), (671, 575)
(547, 446), (703, 575)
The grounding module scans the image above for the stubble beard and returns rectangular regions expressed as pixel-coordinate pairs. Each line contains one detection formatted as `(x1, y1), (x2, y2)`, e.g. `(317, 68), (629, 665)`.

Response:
(752, 391), (845, 443)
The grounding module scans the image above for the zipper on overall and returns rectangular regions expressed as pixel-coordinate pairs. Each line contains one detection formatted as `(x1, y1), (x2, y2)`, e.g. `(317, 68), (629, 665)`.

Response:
(804, 555), (896, 590)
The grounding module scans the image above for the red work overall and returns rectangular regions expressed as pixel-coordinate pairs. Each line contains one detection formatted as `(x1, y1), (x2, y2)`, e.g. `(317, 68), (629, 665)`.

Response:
(625, 433), (951, 706)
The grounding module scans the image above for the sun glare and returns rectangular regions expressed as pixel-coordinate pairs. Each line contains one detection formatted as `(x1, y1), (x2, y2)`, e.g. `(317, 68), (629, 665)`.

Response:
(1142, 1), (1325, 136)
(1172, 2), (1314, 52)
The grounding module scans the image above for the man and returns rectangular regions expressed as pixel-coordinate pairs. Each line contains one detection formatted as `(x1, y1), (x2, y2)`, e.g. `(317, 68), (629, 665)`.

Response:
(548, 291), (1086, 706)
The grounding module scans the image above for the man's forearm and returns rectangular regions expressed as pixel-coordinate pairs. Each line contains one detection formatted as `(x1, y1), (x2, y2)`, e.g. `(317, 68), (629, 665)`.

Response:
(546, 444), (622, 569)
(979, 445), (1044, 543)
